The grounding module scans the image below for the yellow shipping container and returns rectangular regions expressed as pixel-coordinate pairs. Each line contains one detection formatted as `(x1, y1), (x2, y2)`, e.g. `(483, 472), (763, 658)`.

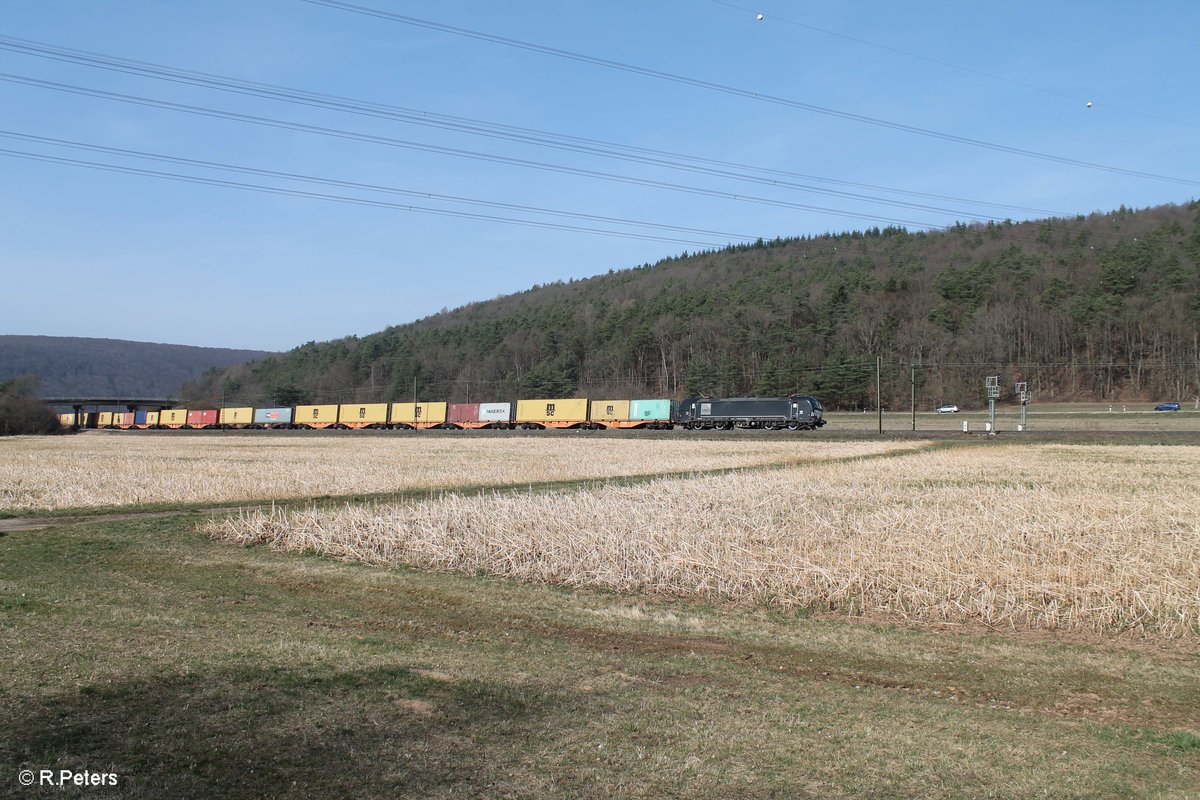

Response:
(295, 405), (339, 427)
(113, 412), (134, 426)
(220, 407), (255, 425)
(143, 411), (159, 427)
(516, 398), (589, 425)
(57, 413), (75, 427)
(389, 402), (448, 425)
(159, 409), (188, 427)
(590, 400), (630, 422)
(338, 403), (389, 426)
(96, 411), (114, 427)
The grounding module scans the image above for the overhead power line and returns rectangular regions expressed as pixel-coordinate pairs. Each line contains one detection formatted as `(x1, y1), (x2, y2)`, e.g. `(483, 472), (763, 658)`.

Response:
(0, 130), (762, 242)
(301, 0), (1200, 188)
(0, 72), (944, 229)
(708, 0), (1199, 131)
(0, 148), (735, 248)
(0, 35), (1066, 220)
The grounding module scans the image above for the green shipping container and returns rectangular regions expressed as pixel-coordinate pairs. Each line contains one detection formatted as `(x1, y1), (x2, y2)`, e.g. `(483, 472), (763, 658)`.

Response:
(629, 399), (674, 421)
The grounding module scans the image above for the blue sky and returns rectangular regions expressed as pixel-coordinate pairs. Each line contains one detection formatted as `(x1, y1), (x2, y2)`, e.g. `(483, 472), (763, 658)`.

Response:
(2, 1), (1197, 351)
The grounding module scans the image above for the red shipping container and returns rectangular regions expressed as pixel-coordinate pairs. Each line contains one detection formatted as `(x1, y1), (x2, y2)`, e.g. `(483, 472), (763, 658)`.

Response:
(187, 409), (219, 427)
(448, 403), (480, 423)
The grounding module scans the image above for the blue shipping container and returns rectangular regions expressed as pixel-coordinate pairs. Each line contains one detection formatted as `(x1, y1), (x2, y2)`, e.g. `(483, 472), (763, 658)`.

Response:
(254, 407), (294, 425)
(134, 410), (148, 425)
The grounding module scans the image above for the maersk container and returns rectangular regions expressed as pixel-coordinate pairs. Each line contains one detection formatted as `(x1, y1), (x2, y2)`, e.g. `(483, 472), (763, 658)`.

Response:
(630, 399), (674, 421)
(253, 407), (293, 426)
(478, 402), (512, 423)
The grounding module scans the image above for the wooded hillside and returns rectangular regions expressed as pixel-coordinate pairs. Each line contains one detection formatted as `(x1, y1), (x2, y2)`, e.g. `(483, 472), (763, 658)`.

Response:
(185, 203), (1200, 410)
(0, 336), (272, 398)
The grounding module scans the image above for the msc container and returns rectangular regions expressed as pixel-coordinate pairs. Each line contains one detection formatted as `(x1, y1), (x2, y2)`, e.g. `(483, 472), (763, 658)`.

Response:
(295, 405), (339, 428)
(187, 409), (219, 428)
(390, 402), (448, 428)
(338, 403), (389, 428)
(220, 407), (255, 427)
(159, 409), (188, 427)
(143, 411), (159, 428)
(57, 413), (75, 427)
(96, 411), (114, 427)
(590, 400), (630, 426)
(516, 398), (589, 428)
(253, 407), (293, 427)
(594, 398), (676, 428)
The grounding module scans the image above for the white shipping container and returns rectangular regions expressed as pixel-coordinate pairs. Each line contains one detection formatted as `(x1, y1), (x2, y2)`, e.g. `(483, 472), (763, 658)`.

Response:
(478, 403), (512, 422)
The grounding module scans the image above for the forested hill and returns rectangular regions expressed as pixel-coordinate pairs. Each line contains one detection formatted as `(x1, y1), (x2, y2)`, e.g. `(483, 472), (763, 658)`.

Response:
(185, 202), (1200, 410)
(0, 336), (272, 398)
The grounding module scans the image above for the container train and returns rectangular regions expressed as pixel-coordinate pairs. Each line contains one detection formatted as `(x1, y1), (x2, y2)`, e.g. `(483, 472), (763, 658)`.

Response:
(58, 394), (825, 432)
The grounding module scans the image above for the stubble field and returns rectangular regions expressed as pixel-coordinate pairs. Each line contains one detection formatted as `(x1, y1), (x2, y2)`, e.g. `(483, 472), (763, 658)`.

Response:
(0, 433), (916, 513)
(2, 428), (1198, 797)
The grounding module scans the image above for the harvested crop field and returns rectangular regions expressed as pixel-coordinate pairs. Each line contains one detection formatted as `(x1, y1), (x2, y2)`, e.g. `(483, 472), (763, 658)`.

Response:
(0, 433), (919, 512)
(211, 442), (1200, 637)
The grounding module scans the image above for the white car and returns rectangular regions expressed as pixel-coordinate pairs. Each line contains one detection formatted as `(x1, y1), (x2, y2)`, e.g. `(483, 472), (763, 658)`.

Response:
(935, 404), (959, 413)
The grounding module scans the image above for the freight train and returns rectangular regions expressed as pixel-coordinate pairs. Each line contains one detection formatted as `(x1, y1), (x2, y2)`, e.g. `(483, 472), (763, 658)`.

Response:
(58, 394), (825, 432)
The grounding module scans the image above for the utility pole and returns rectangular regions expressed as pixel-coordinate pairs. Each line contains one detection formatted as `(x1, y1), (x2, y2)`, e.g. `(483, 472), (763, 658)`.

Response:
(876, 355), (882, 434)
(910, 364), (916, 432)
(986, 376), (999, 435)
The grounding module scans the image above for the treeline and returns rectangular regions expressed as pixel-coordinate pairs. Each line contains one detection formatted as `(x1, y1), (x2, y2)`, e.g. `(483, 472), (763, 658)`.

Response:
(0, 376), (60, 436)
(185, 202), (1200, 410)
(0, 336), (273, 398)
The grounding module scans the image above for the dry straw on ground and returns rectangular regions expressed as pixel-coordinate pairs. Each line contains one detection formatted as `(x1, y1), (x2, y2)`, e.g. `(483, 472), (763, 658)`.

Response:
(210, 443), (1200, 637)
(0, 434), (912, 511)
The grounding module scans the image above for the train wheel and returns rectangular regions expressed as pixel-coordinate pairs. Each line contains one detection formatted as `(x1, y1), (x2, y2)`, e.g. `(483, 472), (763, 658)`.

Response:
(787, 421), (800, 430)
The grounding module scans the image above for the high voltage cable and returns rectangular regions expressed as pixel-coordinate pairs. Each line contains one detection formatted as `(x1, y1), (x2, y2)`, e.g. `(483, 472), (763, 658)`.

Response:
(0, 35), (1066, 220)
(0, 72), (944, 229)
(0, 148), (734, 248)
(0, 130), (760, 242)
(301, 0), (1200, 188)
(709, 0), (1200, 131)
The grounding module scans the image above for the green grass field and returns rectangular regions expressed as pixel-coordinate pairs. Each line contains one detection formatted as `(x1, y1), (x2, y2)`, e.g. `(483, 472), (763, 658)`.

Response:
(2, 431), (1198, 798)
